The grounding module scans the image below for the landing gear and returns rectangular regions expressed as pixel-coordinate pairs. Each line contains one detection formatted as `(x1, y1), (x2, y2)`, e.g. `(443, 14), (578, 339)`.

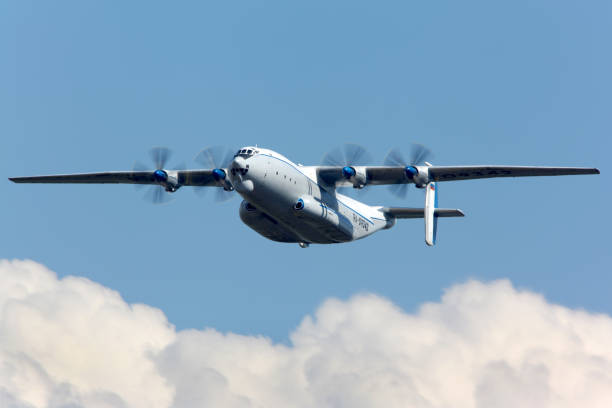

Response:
(298, 242), (310, 248)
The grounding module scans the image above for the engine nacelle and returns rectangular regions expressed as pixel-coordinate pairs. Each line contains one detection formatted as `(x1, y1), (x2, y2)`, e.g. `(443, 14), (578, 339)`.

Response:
(239, 201), (298, 242)
(405, 165), (430, 188)
(342, 166), (367, 188)
(211, 168), (234, 191)
(154, 169), (181, 192)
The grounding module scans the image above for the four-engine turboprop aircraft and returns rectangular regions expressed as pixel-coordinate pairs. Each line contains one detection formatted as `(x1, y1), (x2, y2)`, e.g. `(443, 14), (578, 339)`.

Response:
(9, 145), (599, 247)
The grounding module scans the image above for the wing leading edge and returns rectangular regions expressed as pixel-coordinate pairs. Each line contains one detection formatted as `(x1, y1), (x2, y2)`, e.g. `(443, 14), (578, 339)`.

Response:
(9, 170), (219, 187)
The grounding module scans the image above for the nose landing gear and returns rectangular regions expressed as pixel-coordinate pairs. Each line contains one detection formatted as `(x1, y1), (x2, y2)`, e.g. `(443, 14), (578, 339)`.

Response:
(298, 242), (310, 248)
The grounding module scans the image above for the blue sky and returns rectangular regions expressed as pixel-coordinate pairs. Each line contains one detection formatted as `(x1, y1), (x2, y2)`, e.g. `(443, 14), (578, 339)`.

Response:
(1, 0), (609, 342)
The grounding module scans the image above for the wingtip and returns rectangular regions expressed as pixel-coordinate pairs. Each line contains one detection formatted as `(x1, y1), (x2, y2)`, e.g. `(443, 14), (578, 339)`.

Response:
(9, 177), (31, 183)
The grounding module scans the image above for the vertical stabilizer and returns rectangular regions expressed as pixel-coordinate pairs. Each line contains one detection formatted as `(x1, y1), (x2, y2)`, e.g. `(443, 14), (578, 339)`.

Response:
(424, 182), (438, 246)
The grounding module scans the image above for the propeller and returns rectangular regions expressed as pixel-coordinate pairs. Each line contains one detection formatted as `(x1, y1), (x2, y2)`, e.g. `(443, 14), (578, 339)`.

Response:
(384, 143), (433, 198)
(322, 143), (372, 192)
(133, 147), (180, 204)
(194, 146), (235, 202)
(322, 143), (372, 168)
(150, 146), (171, 170)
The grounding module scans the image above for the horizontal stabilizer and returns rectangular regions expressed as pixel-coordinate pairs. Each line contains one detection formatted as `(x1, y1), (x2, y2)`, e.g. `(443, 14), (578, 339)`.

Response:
(382, 207), (465, 219)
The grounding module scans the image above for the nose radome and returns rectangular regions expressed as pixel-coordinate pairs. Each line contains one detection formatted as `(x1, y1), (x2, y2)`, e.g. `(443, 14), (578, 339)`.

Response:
(231, 155), (251, 181)
(232, 156), (247, 169)
(231, 156), (254, 193)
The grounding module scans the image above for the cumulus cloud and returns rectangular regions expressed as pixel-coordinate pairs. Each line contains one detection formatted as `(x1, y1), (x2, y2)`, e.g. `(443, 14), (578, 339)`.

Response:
(1, 259), (611, 408)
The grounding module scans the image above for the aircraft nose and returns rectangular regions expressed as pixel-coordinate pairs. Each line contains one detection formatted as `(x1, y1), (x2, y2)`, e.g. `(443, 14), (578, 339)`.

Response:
(232, 156), (247, 170)
(231, 156), (250, 179)
(231, 156), (254, 193)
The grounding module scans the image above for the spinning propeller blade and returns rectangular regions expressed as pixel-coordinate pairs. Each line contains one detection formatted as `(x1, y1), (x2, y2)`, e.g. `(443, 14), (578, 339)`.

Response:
(195, 146), (234, 170)
(322, 143), (372, 167)
(144, 184), (174, 204)
(150, 147), (171, 170)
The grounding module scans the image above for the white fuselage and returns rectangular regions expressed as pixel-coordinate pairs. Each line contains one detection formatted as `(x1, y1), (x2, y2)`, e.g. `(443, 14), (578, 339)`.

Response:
(231, 147), (390, 244)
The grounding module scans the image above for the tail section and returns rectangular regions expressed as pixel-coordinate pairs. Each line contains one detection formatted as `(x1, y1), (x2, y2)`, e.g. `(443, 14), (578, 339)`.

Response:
(380, 181), (464, 246)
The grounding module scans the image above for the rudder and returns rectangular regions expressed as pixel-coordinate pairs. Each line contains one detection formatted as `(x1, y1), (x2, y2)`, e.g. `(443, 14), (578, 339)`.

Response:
(424, 182), (437, 246)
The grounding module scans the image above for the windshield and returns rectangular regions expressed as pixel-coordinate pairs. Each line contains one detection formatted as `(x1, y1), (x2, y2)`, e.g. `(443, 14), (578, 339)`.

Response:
(234, 148), (258, 158)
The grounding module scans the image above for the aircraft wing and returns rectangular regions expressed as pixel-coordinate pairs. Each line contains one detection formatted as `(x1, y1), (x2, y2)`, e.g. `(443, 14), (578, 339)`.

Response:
(317, 165), (599, 187)
(426, 165), (600, 182)
(9, 170), (218, 187)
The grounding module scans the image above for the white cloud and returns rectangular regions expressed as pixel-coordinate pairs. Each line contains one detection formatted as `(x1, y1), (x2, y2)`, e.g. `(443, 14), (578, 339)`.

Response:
(1, 259), (611, 408)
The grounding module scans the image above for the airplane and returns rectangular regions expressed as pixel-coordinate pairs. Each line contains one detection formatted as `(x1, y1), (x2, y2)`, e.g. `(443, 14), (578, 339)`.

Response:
(9, 144), (599, 247)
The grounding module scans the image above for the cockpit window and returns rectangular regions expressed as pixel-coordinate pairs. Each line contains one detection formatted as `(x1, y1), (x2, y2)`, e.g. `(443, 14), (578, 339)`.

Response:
(234, 148), (258, 158)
